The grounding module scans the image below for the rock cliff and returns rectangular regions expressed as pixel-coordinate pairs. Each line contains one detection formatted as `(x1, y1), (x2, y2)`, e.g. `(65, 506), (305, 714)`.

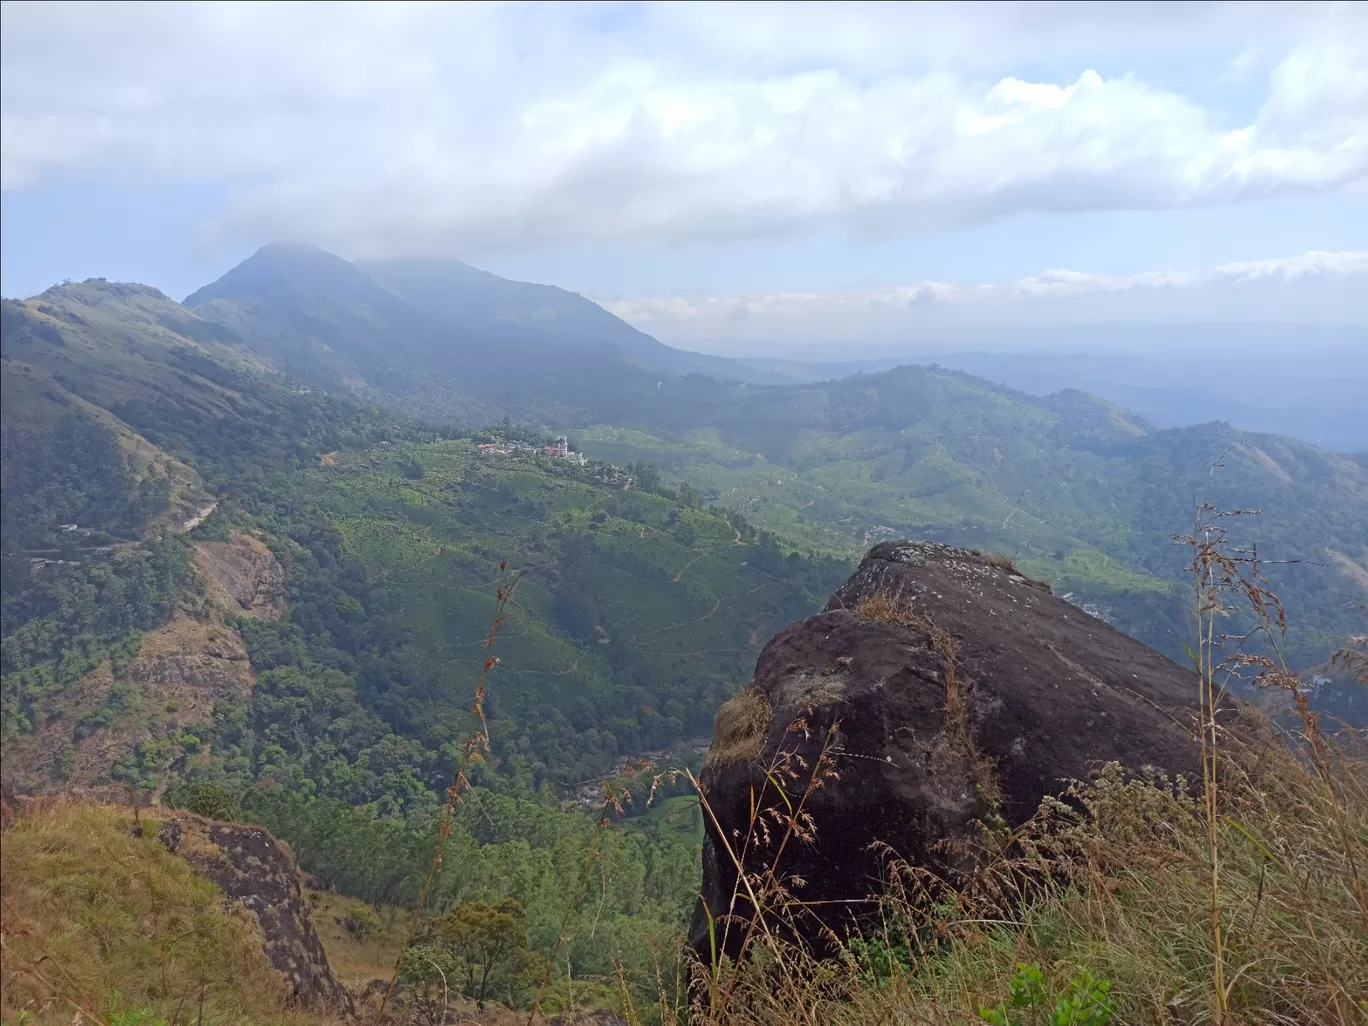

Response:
(192, 532), (287, 619)
(158, 812), (353, 1013)
(690, 541), (1239, 963)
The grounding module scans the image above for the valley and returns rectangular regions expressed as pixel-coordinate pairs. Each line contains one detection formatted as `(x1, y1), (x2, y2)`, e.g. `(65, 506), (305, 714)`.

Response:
(3, 247), (1365, 1024)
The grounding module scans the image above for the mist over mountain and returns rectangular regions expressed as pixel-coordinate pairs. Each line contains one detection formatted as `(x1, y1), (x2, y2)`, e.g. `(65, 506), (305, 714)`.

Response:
(357, 257), (762, 383)
(714, 323), (1368, 452)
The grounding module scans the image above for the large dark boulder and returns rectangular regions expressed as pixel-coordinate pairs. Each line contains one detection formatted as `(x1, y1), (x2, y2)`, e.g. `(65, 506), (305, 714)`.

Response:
(689, 541), (1236, 964)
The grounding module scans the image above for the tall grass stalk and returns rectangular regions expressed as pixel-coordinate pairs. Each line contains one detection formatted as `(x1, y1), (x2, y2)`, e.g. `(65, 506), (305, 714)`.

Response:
(688, 715), (841, 1024)
(381, 561), (521, 1013)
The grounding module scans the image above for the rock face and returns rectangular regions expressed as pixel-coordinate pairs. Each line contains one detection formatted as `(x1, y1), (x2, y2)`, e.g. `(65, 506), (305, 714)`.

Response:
(193, 532), (287, 619)
(690, 541), (1234, 963)
(158, 813), (353, 1013)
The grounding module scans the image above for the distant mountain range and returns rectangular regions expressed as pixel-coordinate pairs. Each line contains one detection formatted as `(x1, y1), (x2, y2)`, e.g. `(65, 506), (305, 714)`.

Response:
(5, 243), (1366, 678)
(693, 325), (1368, 453)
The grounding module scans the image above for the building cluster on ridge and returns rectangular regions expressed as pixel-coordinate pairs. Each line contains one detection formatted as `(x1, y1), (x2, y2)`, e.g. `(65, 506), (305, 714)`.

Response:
(478, 434), (587, 466)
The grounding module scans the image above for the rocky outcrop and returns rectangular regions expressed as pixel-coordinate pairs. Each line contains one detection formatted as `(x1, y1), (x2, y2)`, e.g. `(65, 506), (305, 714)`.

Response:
(158, 813), (353, 1014)
(4, 534), (277, 796)
(2, 613), (254, 792)
(193, 532), (286, 619)
(690, 541), (1242, 963)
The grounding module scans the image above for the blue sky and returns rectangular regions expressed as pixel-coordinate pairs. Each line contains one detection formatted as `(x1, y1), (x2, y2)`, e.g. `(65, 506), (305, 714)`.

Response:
(2, 1), (1364, 350)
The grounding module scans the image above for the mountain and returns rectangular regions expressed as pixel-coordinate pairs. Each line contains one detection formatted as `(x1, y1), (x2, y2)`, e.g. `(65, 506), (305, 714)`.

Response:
(5, 262), (1365, 1022)
(3, 277), (844, 796)
(1, 278), (271, 542)
(183, 245), (769, 427)
(78, 246), (1354, 670)
(7, 261), (1364, 748)
(577, 366), (1368, 669)
(703, 324), (1368, 451)
(183, 243), (654, 424)
(358, 256), (764, 382)
(179, 246), (1368, 668)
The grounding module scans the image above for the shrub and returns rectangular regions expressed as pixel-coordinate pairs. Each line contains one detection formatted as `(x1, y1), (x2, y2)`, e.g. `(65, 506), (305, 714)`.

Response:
(164, 780), (238, 820)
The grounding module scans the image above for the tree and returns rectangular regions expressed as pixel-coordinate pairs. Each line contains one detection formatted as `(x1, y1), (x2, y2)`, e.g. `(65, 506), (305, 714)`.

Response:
(432, 898), (537, 1009)
(165, 781), (237, 820)
(396, 944), (458, 1025)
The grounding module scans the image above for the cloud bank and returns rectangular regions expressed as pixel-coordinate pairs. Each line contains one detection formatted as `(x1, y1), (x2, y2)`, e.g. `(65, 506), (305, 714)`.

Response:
(2, 2), (1365, 258)
(599, 251), (1368, 348)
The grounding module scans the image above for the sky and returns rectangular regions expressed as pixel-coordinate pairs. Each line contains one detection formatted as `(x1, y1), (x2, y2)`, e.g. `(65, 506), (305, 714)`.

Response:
(2, 1), (1366, 354)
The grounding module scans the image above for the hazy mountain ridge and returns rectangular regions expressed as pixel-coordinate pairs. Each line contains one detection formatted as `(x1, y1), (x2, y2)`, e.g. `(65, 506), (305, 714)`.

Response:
(711, 326), (1368, 452)
(182, 245), (774, 427)
(359, 256), (768, 383)
(6, 250), (1364, 678)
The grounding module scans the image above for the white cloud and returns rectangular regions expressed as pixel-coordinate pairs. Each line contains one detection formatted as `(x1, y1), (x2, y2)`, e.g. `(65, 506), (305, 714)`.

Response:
(599, 251), (1368, 346)
(1, 2), (1365, 256)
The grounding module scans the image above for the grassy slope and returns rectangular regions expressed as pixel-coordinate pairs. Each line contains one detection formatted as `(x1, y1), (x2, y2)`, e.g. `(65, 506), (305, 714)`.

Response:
(703, 733), (1368, 1026)
(1, 280), (274, 524)
(0, 800), (328, 1026)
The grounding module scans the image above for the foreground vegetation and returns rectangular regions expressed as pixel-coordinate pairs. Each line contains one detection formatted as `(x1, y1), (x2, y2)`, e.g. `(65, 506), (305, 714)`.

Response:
(8, 694), (1363, 1025)
(678, 515), (1368, 1026)
(692, 735), (1366, 1026)
(0, 800), (326, 1026)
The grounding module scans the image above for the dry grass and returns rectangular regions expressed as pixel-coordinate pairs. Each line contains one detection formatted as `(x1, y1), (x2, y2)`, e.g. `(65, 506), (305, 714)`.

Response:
(306, 890), (403, 995)
(704, 687), (772, 771)
(0, 798), (330, 1026)
(976, 550), (1022, 576)
(689, 729), (1368, 1026)
(970, 549), (1052, 592)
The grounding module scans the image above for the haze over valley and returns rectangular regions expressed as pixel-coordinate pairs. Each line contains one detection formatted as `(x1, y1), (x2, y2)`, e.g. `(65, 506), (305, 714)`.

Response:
(2, 3), (1366, 1024)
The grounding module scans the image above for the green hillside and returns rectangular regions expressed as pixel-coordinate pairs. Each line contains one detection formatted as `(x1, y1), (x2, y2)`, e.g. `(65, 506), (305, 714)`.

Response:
(232, 435), (844, 790)
(174, 245), (1367, 669)
(2, 279), (843, 799)
(577, 367), (1368, 668)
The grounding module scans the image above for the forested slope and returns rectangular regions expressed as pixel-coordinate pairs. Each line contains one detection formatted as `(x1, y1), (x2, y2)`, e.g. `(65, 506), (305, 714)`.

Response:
(177, 245), (1366, 669)
(2, 277), (842, 802)
(580, 367), (1368, 667)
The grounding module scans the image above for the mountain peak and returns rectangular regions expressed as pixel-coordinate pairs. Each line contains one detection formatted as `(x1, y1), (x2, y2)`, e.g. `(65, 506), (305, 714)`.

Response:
(184, 243), (378, 307)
